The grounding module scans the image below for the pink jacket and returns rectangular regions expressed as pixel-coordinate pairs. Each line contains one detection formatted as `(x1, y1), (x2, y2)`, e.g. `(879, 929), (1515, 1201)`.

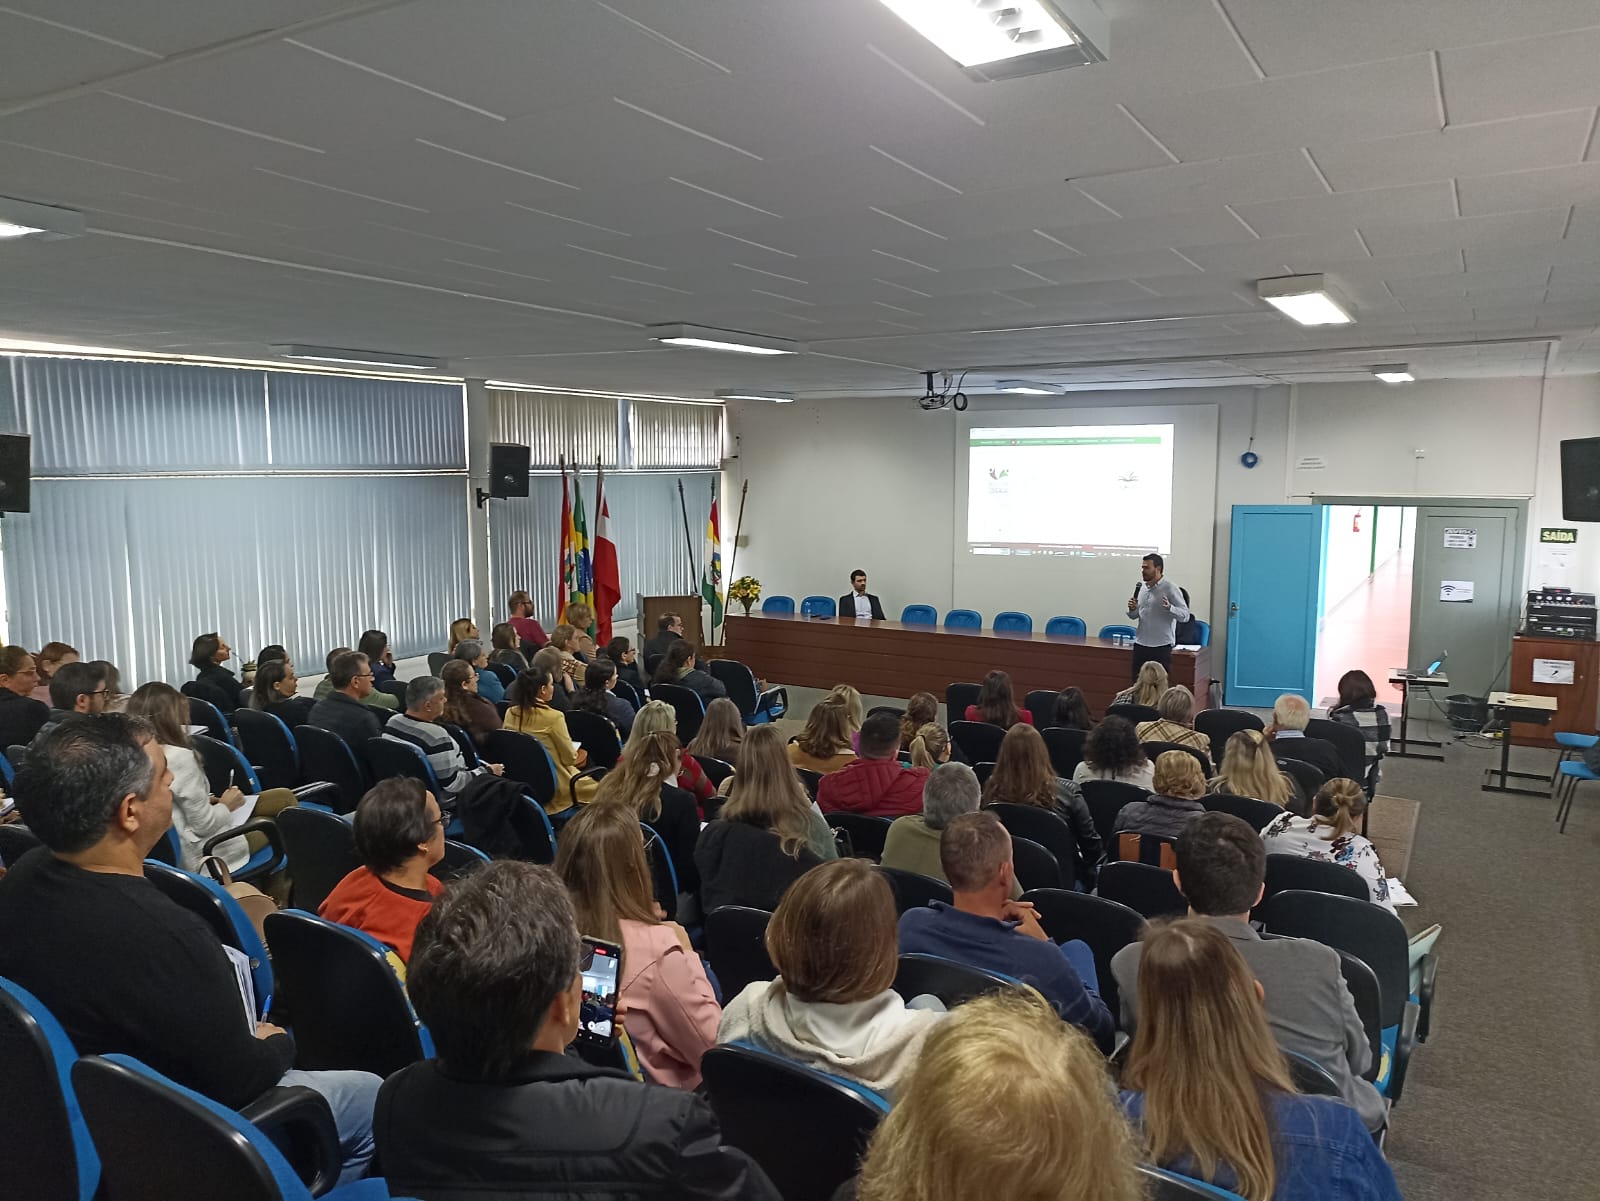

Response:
(618, 919), (721, 1090)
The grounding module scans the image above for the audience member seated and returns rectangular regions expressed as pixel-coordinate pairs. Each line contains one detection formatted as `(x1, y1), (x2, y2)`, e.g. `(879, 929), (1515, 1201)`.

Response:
(606, 636), (645, 693)
(898, 811), (1113, 1050)
(899, 691), (940, 750)
(187, 632), (241, 713)
(720, 859), (944, 1097)
(829, 683), (867, 740)
(963, 669), (1032, 729)
(447, 618), (478, 653)
(696, 725), (829, 912)
(572, 658), (637, 740)
(1262, 778), (1394, 911)
(248, 658), (317, 727)
(1111, 813), (1385, 1132)
(981, 723), (1103, 881)
(0, 715), (380, 1182)
(642, 611), (685, 663)
(786, 698), (858, 774)
(883, 763), (1021, 900)
(386, 675), (505, 811)
(1051, 686), (1094, 731)
(440, 658), (502, 747)
(314, 646), (399, 712)
(1208, 729), (1294, 808)
(502, 669), (590, 813)
(34, 660), (113, 742)
(547, 623), (583, 662)
(529, 644), (579, 711)
(506, 590), (549, 649)
(818, 711), (929, 818)
(1329, 669), (1391, 797)
(308, 651), (385, 747)
(128, 682), (296, 873)
(844, 990), (1142, 1201)
(1266, 694), (1346, 784)
(1113, 751), (1207, 843)
(31, 640), (78, 705)
(561, 602), (600, 660)
(591, 729), (701, 897)
(557, 804), (719, 1089)
(1071, 716), (1155, 790)
(377, 861), (778, 1200)
(1111, 660), (1167, 708)
(452, 639), (505, 705)
(488, 621), (530, 674)
(686, 696), (742, 765)
(1135, 686), (1213, 760)
(319, 779), (445, 962)
(358, 629), (396, 687)
(93, 661), (127, 712)
(627, 700), (716, 810)
(0, 645), (50, 748)
(651, 641), (729, 706)
(906, 722), (951, 769)
(1120, 919), (1401, 1200)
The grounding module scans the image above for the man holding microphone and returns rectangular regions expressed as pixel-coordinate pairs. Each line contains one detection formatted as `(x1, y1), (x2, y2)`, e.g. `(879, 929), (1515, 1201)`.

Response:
(1127, 553), (1190, 680)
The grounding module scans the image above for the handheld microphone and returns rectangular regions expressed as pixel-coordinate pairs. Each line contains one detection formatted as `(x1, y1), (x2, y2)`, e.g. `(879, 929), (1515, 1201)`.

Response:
(1132, 578), (1143, 605)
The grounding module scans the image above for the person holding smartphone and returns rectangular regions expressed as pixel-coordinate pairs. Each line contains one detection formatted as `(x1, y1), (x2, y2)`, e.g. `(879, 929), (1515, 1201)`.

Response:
(379, 861), (778, 1201)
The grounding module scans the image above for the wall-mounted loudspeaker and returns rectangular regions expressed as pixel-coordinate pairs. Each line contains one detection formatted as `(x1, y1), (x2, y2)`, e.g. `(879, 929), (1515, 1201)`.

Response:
(488, 443), (531, 498)
(1560, 437), (1600, 522)
(0, 434), (31, 514)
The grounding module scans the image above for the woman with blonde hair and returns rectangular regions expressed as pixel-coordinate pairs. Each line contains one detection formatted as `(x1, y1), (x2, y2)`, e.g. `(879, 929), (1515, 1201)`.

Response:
(1112, 659), (1168, 708)
(503, 668), (596, 813)
(686, 696), (744, 766)
(696, 725), (832, 911)
(787, 698), (857, 774)
(1262, 778), (1393, 910)
(828, 683), (865, 734)
(1121, 920), (1400, 1201)
(899, 692), (939, 750)
(853, 990), (1142, 1201)
(559, 601), (598, 659)
(981, 723), (1102, 880)
(718, 858), (943, 1097)
(1113, 750), (1207, 841)
(1209, 729), (1294, 808)
(627, 699), (716, 811)
(592, 728), (701, 898)
(447, 618), (477, 653)
(555, 804), (720, 1089)
(906, 722), (950, 770)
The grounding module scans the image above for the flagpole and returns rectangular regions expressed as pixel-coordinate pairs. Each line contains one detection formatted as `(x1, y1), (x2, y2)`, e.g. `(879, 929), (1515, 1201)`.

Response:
(724, 477), (750, 591)
(676, 478), (697, 594)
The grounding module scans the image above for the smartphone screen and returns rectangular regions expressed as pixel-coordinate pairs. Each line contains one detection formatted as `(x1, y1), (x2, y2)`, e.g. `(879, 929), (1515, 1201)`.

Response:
(577, 937), (622, 1046)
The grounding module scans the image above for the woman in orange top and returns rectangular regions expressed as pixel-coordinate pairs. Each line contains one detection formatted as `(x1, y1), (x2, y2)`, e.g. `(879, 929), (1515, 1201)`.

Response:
(319, 779), (446, 962)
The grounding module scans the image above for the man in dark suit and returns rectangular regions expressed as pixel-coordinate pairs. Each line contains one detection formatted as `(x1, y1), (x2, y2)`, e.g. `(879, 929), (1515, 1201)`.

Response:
(839, 569), (886, 621)
(1267, 694), (1347, 786)
(642, 613), (684, 665)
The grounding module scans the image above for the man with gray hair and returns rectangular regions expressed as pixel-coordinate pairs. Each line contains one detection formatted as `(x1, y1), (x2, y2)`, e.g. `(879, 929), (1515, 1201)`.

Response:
(1266, 693), (1344, 784)
(307, 650), (384, 747)
(880, 763), (1024, 901)
(383, 675), (503, 808)
(1135, 684), (1213, 763)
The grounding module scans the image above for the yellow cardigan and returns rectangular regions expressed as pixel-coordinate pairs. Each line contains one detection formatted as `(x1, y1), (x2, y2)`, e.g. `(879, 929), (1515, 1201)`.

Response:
(504, 704), (598, 812)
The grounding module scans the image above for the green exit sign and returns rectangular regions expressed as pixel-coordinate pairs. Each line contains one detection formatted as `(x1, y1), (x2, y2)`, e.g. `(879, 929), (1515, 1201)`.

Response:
(1541, 527), (1578, 544)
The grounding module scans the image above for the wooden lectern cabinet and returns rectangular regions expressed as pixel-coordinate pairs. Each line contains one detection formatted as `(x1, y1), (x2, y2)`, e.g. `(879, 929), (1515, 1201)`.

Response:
(1508, 635), (1600, 747)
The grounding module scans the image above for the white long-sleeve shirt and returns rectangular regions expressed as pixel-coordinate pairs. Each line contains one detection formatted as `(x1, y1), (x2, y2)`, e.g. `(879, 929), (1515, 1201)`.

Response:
(165, 743), (249, 873)
(1128, 578), (1190, 647)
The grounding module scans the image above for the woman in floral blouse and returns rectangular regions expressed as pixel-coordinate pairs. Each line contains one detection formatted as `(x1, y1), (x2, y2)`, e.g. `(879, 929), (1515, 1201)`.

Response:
(1261, 777), (1393, 911)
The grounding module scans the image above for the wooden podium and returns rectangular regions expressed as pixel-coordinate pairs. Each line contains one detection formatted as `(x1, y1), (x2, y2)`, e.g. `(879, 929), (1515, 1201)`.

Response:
(1508, 635), (1600, 747)
(639, 594), (704, 649)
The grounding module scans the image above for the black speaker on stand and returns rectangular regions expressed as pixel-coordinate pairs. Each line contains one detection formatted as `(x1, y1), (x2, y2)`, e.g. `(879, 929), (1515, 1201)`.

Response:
(477, 443), (530, 508)
(0, 434), (31, 514)
(1560, 437), (1600, 522)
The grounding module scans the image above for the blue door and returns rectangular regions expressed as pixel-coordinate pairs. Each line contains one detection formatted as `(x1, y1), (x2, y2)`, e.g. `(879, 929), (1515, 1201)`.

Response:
(1226, 506), (1323, 707)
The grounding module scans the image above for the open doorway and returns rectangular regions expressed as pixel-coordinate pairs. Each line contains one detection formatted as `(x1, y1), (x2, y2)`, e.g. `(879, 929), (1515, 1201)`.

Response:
(1315, 505), (1415, 707)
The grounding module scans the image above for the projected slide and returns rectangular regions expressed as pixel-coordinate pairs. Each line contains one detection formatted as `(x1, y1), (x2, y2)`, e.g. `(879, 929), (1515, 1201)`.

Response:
(968, 424), (1174, 556)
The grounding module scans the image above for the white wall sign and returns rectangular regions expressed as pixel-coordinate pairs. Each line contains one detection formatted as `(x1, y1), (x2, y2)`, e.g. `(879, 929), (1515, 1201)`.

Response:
(1442, 527), (1477, 548)
(1533, 658), (1576, 685)
(1296, 455), (1327, 470)
(1439, 580), (1474, 602)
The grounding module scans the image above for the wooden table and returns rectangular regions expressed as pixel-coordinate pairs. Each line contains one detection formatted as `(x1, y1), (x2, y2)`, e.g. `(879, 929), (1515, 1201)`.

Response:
(723, 612), (1210, 714)
(1508, 635), (1600, 749)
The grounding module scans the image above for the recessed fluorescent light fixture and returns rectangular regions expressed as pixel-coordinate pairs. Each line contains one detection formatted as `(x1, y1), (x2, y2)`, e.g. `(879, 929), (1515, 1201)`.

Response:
(277, 345), (446, 371)
(649, 324), (803, 356)
(1256, 274), (1354, 326)
(877, 0), (1108, 81)
(716, 389), (795, 403)
(1371, 364), (1415, 384)
(0, 196), (85, 241)
(996, 379), (1066, 395)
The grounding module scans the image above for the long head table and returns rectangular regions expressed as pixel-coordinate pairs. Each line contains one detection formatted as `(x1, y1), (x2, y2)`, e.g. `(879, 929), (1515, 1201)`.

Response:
(723, 612), (1210, 716)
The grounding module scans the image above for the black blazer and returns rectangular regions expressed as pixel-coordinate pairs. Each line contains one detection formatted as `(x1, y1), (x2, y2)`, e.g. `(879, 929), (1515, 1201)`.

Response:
(838, 592), (886, 621)
(191, 665), (242, 714)
(376, 1052), (778, 1201)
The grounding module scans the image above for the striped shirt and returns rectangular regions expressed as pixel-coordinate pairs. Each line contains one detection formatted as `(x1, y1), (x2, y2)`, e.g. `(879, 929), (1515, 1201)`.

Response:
(383, 714), (477, 801)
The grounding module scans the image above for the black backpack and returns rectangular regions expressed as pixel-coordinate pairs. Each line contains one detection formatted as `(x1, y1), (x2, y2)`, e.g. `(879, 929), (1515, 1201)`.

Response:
(454, 772), (534, 860)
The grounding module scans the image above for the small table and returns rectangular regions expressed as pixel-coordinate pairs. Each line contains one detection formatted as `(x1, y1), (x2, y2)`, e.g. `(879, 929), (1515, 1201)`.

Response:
(1386, 670), (1451, 761)
(1482, 692), (1558, 796)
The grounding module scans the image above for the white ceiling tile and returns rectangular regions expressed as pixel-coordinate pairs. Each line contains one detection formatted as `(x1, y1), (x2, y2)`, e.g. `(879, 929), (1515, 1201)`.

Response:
(1457, 162), (1600, 216)
(1308, 110), (1595, 191)
(0, 14), (153, 104)
(1441, 26), (1600, 125)
(1358, 207), (1572, 256)
(1074, 149), (1329, 220)
(0, 0), (361, 57)
(1232, 180), (1456, 240)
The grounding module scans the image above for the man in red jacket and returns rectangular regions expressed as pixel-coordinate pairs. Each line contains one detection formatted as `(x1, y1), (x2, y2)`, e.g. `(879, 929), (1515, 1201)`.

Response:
(818, 711), (929, 818)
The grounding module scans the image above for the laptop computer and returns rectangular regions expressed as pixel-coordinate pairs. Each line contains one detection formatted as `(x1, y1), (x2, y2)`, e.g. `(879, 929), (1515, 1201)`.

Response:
(1395, 651), (1447, 680)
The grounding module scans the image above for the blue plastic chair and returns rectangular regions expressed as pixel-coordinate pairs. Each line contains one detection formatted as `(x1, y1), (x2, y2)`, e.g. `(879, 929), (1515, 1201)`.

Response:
(1191, 619), (1211, 647)
(143, 860), (274, 1018)
(1098, 623), (1137, 641)
(900, 604), (938, 625)
(944, 609), (982, 629)
(761, 595), (795, 615)
(993, 611), (1033, 634)
(185, 695), (236, 748)
(0, 747), (13, 787)
(364, 736), (443, 802)
(800, 595), (836, 618)
(1138, 1164), (1248, 1199)
(0, 975), (100, 1201)
(1045, 615), (1087, 637)
(1555, 760), (1599, 833)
